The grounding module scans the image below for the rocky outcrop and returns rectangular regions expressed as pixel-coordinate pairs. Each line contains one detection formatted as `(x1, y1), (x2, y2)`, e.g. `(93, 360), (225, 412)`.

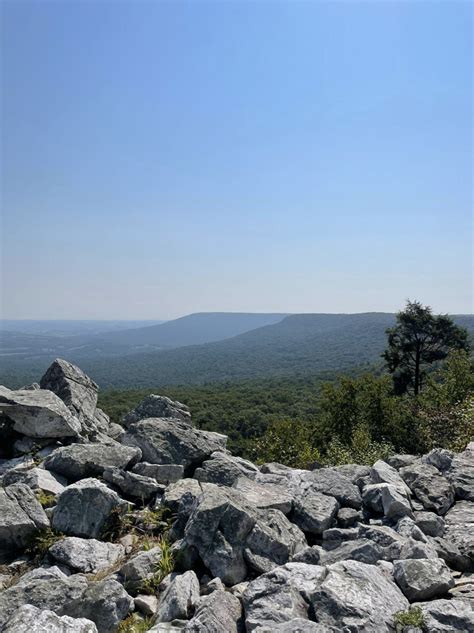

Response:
(0, 386), (81, 438)
(122, 394), (191, 427)
(0, 360), (472, 633)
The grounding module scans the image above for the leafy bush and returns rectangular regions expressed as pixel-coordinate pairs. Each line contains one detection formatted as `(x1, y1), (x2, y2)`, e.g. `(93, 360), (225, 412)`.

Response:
(393, 605), (425, 628)
(26, 528), (63, 558)
(250, 419), (320, 469)
(323, 424), (394, 466)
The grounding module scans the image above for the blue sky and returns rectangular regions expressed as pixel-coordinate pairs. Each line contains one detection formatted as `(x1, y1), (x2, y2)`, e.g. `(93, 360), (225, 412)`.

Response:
(2, 0), (472, 319)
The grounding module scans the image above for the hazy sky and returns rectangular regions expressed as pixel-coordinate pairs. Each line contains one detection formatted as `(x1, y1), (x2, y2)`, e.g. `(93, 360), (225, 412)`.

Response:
(2, 1), (472, 320)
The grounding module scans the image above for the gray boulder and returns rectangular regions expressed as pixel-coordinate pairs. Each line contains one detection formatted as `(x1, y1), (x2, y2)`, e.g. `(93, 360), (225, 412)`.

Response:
(51, 478), (127, 538)
(103, 467), (163, 501)
(244, 508), (307, 574)
(118, 546), (163, 593)
(67, 578), (134, 633)
(415, 598), (474, 632)
(184, 588), (242, 633)
(400, 463), (454, 515)
(422, 448), (454, 472)
(156, 571), (200, 622)
(0, 566), (88, 628)
(319, 539), (384, 566)
(446, 451), (474, 501)
(337, 507), (362, 528)
(44, 443), (142, 481)
(2, 466), (67, 495)
(361, 483), (384, 514)
(232, 475), (293, 514)
(2, 604), (98, 633)
(0, 386), (81, 438)
(123, 394), (191, 426)
(385, 454), (418, 470)
(305, 468), (362, 509)
(308, 560), (409, 631)
(380, 483), (413, 519)
(48, 536), (125, 573)
(443, 501), (474, 569)
(393, 558), (454, 601)
(0, 483), (50, 558)
(414, 510), (445, 537)
(292, 490), (338, 535)
(371, 459), (411, 495)
(194, 451), (259, 486)
(243, 562), (327, 632)
(133, 462), (184, 484)
(40, 359), (98, 421)
(429, 536), (472, 571)
(122, 418), (227, 473)
(183, 484), (305, 584)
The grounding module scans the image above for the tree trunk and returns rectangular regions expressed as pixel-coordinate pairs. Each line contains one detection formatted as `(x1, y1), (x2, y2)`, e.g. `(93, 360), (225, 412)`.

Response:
(414, 348), (421, 396)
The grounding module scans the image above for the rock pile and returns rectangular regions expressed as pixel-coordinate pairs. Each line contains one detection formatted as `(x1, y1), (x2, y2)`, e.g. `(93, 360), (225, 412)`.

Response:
(0, 359), (473, 632)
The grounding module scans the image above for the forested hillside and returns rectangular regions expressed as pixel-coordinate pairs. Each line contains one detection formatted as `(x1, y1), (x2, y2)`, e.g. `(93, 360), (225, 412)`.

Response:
(2, 313), (473, 389)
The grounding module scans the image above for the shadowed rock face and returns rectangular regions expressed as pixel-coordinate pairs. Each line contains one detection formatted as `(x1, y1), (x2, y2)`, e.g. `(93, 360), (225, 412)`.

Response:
(0, 359), (473, 633)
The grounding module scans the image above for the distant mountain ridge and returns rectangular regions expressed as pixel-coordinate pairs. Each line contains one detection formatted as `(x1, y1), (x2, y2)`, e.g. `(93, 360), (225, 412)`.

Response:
(2, 312), (472, 389)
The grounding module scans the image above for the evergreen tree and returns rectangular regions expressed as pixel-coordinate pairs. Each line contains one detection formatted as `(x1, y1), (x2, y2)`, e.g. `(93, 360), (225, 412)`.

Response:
(383, 301), (470, 395)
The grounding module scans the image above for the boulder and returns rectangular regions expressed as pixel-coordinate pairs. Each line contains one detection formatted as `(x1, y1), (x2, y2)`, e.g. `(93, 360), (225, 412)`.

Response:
(361, 483), (384, 514)
(371, 459), (411, 495)
(291, 490), (339, 535)
(308, 560), (409, 631)
(400, 463), (454, 515)
(415, 598), (474, 632)
(305, 469), (362, 509)
(194, 451), (259, 486)
(118, 546), (163, 593)
(243, 563), (327, 632)
(443, 501), (474, 569)
(135, 594), (159, 616)
(446, 451), (474, 501)
(385, 454), (418, 470)
(44, 443), (141, 481)
(336, 507), (362, 528)
(123, 394), (191, 426)
(244, 508), (307, 574)
(40, 359), (98, 421)
(0, 484), (49, 555)
(2, 466), (67, 495)
(2, 604), (98, 633)
(183, 484), (304, 585)
(0, 566), (88, 628)
(156, 571), (200, 622)
(422, 448), (454, 472)
(430, 536), (472, 572)
(51, 478), (127, 538)
(48, 536), (125, 573)
(232, 475), (293, 514)
(133, 462), (184, 484)
(122, 418), (227, 473)
(102, 467), (163, 501)
(380, 483), (413, 519)
(318, 539), (384, 566)
(0, 386), (81, 438)
(184, 588), (242, 632)
(414, 510), (445, 537)
(393, 558), (454, 601)
(66, 578), (134, 633)
(4, 482), (49, 530)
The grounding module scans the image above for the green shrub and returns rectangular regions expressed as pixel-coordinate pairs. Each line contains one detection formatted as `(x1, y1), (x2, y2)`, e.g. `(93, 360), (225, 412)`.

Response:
(394, 606), (425, 628)
(35, 490), (56, 508)
(140, 535), (175, 594)
(117, 614), (153, 633)
(25, 528), (63, 558)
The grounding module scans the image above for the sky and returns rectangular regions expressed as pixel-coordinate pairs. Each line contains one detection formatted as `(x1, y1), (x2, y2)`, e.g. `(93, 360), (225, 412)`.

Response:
(1, 0), (472, 320)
